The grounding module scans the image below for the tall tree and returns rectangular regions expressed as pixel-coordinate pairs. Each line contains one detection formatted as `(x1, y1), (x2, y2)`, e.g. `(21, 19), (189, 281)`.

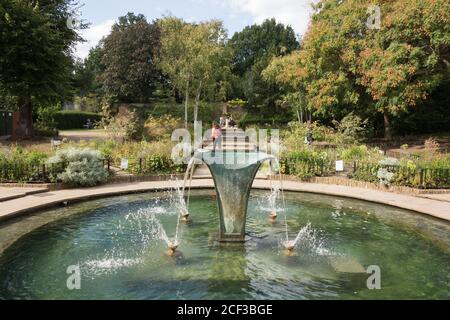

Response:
(228, 19), (299, 111)
(263, 51), (309, 123)
(100, 12), (161, 103)
(158, 17), (228, 127)
(0, 0), (81, 138)
(264, 0), (450, 138)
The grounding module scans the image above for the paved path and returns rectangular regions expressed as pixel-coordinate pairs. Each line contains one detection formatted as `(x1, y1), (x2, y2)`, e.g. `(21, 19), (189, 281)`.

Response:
(0, 187), (49, 202)
(193, 128), (268, 179)
(417, 193), (450, 203)
(60, 129), (108, 141)
(0, 180), (449, 223)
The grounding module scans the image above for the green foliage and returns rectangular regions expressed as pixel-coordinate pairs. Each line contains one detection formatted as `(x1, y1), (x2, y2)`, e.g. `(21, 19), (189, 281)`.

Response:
(340, 145), (369, 161)
(144, 115), (182, 140)
(228, 19), (299, 112)
(238, 113), (292, 129)
(100, 109), (142, 141)
(100, 13), (161, 102)
(263, 0), (450, 138)
(0, 146), (48, 182)
(157, 16), (229, 125)
(73, 94), (103, 113)
(227, 99), (247, 108)
(350, 155), (450, 188)
(34, 125), (59, 137)
(280, 150), (332, 180)
(229, 19), (299, 77)
(282, 122), (337, 150)
(34, 103), (61, 137)
(332, 113), (368, 144)
(125, 154), (185, 175)
(48, 148), (108, 186)
(0, 0), (82, 137)
(54, 111), (102, 130)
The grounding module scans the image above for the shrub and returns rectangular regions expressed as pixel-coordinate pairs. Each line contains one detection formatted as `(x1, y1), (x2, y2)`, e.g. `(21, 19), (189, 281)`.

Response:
(282, 121), (339, 151)
(340, 145), (369, 161)
(54, 111), (102, 130)
(379, 157), (400, 167)
(48, 148), (108, 186)
(0, 146), (48, 182)
(144, 115), (181, 140)
(280, 150), (331, 179)
(424, 137), (440, 155)
(126, 153), (185, 175)
(34, 123), (59, 137)
(332, 113), (368, 144)
(35, 103), (60, 136)
(376, 157), (400, 186)
(377, 168), (396, 186)
(100, 109), (142, 141)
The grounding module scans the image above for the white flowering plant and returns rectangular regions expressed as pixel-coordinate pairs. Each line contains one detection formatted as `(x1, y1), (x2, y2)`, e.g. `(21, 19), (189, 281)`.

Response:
(48, 148), (109, 187)
(377, 157), (399, 186)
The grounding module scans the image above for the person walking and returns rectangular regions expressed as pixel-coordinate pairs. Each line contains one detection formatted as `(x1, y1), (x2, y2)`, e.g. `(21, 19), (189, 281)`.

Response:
(219, 115), (226, 128)
(211, 123), (223, 152)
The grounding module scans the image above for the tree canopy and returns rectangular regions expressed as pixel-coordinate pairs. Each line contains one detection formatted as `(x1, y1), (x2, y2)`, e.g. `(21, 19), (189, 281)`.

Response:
(0, 0), (81, 137)
(157, 16), (228, 126)
(100, 12), (161, 103)
(228, 19), (300, 112)
(264, 0), (450, 138)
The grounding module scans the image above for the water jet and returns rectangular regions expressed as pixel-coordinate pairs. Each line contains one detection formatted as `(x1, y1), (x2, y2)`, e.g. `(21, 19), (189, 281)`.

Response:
(167, 240), (179, 256)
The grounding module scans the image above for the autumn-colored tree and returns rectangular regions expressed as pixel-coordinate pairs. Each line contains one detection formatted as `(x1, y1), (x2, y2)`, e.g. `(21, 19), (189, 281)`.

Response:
(264, 0), (450, 138)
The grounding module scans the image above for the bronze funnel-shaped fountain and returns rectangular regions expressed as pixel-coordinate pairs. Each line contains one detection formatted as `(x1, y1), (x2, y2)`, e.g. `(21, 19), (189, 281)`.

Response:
(196, 150), (274, 242)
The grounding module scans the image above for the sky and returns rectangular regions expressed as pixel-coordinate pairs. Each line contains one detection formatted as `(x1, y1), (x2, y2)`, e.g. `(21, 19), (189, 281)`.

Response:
(73, 0), (314, 60)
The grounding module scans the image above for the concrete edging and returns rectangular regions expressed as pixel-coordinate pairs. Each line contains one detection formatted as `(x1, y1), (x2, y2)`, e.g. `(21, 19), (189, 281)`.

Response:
(0, 179), (449, 224)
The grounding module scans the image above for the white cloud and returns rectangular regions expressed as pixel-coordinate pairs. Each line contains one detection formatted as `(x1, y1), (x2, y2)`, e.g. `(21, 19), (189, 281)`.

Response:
(225, 0), (314, 37)
(74, 19), (115, 60)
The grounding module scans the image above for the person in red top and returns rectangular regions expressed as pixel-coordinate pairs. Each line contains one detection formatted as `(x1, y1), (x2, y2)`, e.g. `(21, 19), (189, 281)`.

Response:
(211, 123), (223, 151)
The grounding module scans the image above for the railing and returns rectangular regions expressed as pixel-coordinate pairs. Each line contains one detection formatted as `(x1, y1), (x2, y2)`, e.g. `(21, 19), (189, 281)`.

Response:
(0, 159), (111, 183)
(280, 156), (335, 178)
(279, 154), (450, 189)
(351, 161), (450, 189)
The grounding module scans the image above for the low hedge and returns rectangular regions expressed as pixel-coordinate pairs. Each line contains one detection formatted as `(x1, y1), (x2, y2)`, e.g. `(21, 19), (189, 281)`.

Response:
(54, 111), (102, 130)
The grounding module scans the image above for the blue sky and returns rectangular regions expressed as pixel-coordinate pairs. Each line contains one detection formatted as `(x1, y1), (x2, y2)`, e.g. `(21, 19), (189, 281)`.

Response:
(74, 0), (314, 59)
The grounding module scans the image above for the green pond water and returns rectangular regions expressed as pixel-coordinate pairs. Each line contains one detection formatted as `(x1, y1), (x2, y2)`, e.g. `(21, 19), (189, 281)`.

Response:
(0, 190), (448, 300)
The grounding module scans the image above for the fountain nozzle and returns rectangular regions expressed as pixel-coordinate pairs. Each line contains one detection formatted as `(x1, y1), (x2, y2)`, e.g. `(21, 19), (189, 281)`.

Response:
(283, 241), (296, 252)
(269, 211), (278, 220)
(167, 241), (179, 254)
(180, 210), (190, 222)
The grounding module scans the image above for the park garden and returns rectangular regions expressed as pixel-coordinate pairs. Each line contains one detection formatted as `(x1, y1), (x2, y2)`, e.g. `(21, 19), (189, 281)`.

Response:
(0, 0), (449, 189)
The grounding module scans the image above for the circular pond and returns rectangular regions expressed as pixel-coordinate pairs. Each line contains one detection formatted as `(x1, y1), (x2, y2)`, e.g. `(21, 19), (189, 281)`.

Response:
(0, 190), (448, 299)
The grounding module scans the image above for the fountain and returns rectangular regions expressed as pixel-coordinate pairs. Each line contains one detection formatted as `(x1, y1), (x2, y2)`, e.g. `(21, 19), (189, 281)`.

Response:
(194, 150), (274, 242)
(260, 183), (284, 222)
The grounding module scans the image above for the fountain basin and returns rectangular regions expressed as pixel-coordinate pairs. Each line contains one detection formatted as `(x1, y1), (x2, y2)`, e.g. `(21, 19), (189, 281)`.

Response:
(0, 190), (449, 300)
